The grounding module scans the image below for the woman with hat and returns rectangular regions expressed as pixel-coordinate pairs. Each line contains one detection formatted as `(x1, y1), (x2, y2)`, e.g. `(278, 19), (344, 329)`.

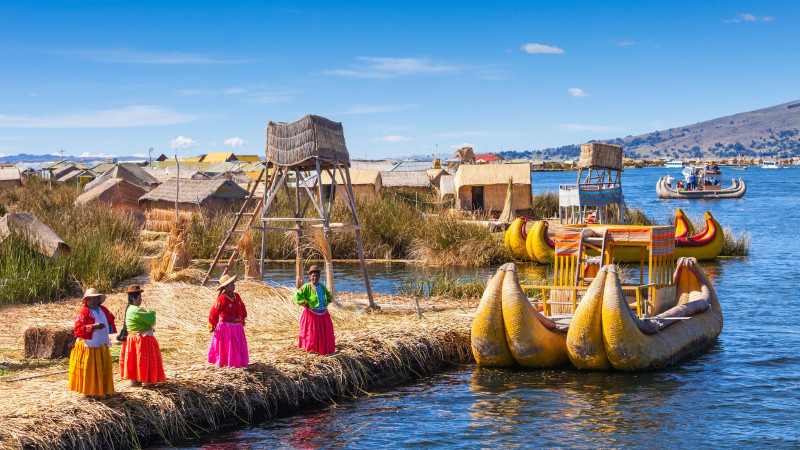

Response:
(119, 285), (166, 386)
(207, 274), (249, 367)
(295, 265), (335, 355)
(68, 288), (116, 396)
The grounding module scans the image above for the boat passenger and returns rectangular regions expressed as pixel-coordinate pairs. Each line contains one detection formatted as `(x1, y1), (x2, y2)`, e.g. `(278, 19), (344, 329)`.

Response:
(677, 180), (684, 190)
(295, 265), (336, 355)
(68, 288), (116, 396)
(207, 274), (249, 367)
(689, 173), (697, 189)
(119, 285), (166, 386)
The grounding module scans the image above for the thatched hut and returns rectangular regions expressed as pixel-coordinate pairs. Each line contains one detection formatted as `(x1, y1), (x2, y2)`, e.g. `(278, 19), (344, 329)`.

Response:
(138, 179), (249, 231)
(350, 159), (398, 171)
(319, 169), (382, 198)
(0, 212), (70, 259)
(0, 168), (22, 189)
(84, 163), (160, 192)
(75, 179), (147, 223)
(379, 170), (431, 193)
(454, 163), (532, 212)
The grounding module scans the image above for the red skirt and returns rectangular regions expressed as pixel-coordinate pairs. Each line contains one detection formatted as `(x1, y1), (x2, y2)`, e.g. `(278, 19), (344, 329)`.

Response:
(120, 333), (167, 383)
(299, 309), (336, 355)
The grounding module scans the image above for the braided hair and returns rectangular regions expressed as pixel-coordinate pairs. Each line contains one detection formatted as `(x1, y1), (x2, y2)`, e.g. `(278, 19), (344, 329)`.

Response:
(116, 292), (141, 342)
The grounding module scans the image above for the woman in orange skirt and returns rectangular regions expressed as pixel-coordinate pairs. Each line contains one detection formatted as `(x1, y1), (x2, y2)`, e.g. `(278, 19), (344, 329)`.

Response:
(69, 288), (116, 396)
(119, 285), (166, 386)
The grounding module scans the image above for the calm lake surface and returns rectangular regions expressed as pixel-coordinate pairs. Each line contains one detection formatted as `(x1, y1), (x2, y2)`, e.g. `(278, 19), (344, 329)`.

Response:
(186, 166), (800, 448)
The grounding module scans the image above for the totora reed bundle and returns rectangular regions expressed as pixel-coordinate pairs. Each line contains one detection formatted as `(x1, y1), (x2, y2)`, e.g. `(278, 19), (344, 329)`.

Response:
(151, 217), (192, 282)
(237, 229), (261, 279)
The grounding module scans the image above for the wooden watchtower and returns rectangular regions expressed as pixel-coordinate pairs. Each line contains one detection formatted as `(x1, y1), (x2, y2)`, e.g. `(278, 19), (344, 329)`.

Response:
(259, 115), (377, 308)
(558, 143), (627, 225)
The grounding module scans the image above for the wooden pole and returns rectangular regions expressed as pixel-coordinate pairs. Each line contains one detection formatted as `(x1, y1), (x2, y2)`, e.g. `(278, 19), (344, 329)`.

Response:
(174, 155), (180, 222)
(314, 161), (335, 298)
(343, 166), (377, 309)
(294, 167), (303, 289)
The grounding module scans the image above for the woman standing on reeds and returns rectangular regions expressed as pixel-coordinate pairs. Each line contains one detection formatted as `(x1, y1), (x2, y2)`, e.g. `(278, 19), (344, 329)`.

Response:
(68, 288), (116, 396)
(295, 266), (336, 355)
(119, 285), (166, 386)
(207, 274), (249, 367)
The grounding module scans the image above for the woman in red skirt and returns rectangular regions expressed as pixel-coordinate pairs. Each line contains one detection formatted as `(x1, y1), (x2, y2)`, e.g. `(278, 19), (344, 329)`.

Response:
(119, 285), (166, 386)
(295, 265), (336, 355)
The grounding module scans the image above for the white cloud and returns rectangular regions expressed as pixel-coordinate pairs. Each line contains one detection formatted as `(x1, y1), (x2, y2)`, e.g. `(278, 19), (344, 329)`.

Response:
(132, 153), (147, 158)
(568, 88), (590, 98)
(0, 105), (197, 128)
(521, 43), (565, 54)
(171, 136), (197, 149)
(177, 86), (296, 104)
(30, 93), (39, 97)
(76, 49), (247, 64)
(374, 135), (412, 142)
(556, 124), (619, 132)
(724, 13), (774, 23)
(615, 40), (635, 46)
(324, 57), (462, 78)
(80, 151), (112, 158)
(224, 137), (248, 147)
(337, 104), (417, 115)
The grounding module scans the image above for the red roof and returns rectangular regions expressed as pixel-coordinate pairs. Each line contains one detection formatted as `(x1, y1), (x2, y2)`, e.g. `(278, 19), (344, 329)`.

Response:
(474, 153), (502, 162)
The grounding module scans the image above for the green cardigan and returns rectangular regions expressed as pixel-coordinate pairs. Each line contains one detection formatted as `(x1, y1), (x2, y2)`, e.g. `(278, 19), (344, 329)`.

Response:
(295, 283), (332, 309)
(125, 305), (156, 332)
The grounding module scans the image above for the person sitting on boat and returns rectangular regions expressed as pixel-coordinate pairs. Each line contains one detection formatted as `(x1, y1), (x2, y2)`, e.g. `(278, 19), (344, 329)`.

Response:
(295, 265), (336, 355)
(677, 180), (685, 190)
(208, 274), (249, 367)
(119, 285), (166, 386)
(69, 288), (116, 396)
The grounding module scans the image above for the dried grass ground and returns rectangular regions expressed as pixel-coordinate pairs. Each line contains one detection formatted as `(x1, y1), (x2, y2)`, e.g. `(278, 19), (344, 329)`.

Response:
(0, 280), (476, 449)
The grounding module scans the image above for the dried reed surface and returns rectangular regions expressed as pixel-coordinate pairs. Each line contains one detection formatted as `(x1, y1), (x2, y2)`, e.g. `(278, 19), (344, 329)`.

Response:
(0, 280), (474, 449)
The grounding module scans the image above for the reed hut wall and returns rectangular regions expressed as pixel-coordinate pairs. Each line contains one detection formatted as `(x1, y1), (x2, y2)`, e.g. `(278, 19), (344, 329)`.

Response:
(454, 163), (531, 211)
(320, 169), (382, 198)
(379, 170), (431, 193)
(138, 179), (249, 231)
(140, 198), (244, 231)
(0, 168), (22, 188)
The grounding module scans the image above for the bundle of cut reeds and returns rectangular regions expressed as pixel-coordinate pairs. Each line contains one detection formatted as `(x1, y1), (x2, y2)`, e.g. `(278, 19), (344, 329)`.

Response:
(151, 216), (192, 281)
(498, 178), (516, 224)
(237, 230), (261, 279)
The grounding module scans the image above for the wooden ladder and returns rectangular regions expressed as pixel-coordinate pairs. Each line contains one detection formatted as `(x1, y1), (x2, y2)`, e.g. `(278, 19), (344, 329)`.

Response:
(201, 167), (269, 286)
(573, 228), (608, 286)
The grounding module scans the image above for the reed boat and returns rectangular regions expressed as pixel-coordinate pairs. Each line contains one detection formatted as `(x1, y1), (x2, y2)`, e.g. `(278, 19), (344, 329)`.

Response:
(567, 258), (722, 371)
(471, 263), (568, 368)
(656, 176), (746, 199)
(475, 224), (723, 371)
(504, 210), (725, 263)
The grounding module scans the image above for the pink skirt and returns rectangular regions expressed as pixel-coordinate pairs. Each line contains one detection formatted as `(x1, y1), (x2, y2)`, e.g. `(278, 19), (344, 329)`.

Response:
(299, 309), (336, 355)
(208, 322), (249, 367)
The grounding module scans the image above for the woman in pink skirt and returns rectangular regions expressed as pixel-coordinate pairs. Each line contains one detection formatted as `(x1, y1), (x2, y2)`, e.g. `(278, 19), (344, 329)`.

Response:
(207, 274), (249, 367)
(295, 265), (335, 355)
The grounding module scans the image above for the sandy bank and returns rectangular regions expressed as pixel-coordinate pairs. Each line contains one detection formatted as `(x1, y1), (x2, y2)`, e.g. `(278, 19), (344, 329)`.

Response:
(0, 280), (475, 449)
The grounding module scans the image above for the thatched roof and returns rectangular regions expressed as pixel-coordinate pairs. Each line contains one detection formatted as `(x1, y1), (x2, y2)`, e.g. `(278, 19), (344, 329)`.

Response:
(211, 170), (253, 185)
(84, 163), (159, 192)
(380, 170), (431, 188)
(0, 168), (21, 182)
(0, 212), (70, 259)
(319, 169), (381, 186)
(76, 178), (146, 208)
(454, 163), (531, 188)
(265, 115), (350, 168)
(350, 160), (398, 171)
(139, 179), (249, 205)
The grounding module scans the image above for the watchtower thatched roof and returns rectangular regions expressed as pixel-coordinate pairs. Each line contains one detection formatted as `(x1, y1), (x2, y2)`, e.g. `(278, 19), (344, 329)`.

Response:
(139, 179), (249, 206)
(265, 115), (350, 169)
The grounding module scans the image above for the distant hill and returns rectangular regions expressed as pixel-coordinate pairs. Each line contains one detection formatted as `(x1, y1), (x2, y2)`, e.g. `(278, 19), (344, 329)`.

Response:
(499, 99), (800, 161)
(0, 153), (145, 164)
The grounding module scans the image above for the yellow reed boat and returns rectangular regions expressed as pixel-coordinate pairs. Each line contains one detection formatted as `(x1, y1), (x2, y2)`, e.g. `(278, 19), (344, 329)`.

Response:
(503, 209), (725, 263)
(474, 224), (723, 371)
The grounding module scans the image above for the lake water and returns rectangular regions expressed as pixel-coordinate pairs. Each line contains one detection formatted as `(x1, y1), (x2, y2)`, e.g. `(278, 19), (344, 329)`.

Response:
(186, 166), (800, 448)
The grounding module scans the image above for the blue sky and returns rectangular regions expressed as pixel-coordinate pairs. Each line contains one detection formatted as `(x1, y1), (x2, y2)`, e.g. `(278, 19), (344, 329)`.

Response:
(1, 1), (798, 159)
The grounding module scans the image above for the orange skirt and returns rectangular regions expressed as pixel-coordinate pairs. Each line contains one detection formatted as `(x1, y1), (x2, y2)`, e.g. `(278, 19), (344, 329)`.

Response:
(120, 333), (166, 383)
(68, 340), (115, 396)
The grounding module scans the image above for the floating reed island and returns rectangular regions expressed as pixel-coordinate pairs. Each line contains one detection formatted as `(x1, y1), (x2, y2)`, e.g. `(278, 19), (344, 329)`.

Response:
(0, 280), (474, 449)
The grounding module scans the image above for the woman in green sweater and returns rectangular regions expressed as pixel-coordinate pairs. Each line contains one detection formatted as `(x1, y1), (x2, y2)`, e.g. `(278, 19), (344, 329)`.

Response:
(118, 285), (166, 386)
(294, 266), (335, 355)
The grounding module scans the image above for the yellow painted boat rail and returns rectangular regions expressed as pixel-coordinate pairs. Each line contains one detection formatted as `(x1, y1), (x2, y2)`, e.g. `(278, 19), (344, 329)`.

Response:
(521, 283), (656, 317)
